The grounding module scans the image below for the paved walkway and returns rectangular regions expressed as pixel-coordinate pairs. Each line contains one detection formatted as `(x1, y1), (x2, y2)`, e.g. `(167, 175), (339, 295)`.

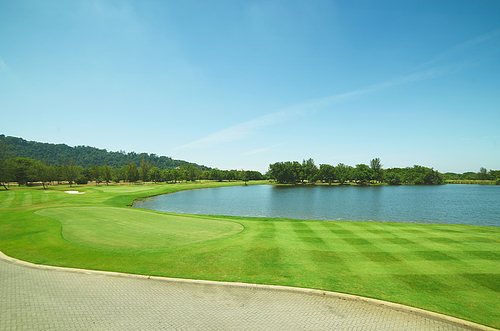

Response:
(1, 252), (496, 331)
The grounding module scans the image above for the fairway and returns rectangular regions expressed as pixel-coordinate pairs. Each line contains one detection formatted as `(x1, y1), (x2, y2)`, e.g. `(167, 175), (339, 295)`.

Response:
(35, 207), (243, 250)
(1, 182), (499, 329)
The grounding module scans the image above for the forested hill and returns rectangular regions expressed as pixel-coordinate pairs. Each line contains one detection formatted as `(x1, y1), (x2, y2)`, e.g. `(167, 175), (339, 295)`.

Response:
(1, 135), (210, 170)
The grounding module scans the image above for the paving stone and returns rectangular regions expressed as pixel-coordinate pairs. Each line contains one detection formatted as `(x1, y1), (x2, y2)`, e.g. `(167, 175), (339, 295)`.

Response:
(0, 253), (496, 331)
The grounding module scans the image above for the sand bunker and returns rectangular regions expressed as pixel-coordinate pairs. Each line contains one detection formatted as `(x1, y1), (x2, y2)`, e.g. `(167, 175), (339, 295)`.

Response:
(64, 191), (85, 194)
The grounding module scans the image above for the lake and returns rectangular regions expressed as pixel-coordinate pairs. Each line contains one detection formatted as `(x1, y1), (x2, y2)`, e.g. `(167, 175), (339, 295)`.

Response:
(133, 184), (500, 227)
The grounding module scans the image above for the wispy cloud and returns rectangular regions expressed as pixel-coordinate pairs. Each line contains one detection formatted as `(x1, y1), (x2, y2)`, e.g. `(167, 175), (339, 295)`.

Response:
(169, 64), (459, 152)
(169, 110), (301, 151)
(0, 56), (7, 68)
(307, 62), (469, 109)
(243, 143), (286, 156)
(171, 28), (498, 152)
(413, 27), (500, 71)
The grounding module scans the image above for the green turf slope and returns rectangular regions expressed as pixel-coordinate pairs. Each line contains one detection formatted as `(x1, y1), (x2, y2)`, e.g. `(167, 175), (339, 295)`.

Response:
(35, 207), (243, 250)
(1, 183), (499, 329)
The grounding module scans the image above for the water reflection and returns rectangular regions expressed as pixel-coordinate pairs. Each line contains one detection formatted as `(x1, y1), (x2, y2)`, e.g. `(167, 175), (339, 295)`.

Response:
(133, 184), (500, 226)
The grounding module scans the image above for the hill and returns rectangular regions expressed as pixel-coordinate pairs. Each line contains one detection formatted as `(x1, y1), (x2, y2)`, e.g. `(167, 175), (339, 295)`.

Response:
(0, 135), (210, 170)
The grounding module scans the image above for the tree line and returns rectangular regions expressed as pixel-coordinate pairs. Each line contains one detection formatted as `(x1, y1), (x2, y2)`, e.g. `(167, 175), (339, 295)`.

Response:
(0, 156), (264, 190)
(0, 137), (264, 189)
(0, 135), (209, 170)
(443, 168), (500, 183)
(2, 134), (497, 189)
(267, 158), (444, 185)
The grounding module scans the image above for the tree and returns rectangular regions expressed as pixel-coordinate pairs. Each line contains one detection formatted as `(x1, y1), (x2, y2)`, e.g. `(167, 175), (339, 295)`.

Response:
(9, 157), (36, 186)
(240, 170), (248, 183)
(490, 170), (500, 181)
(200, 170), (210, 180)
(45, 161), (57, 185)
(210, 168), (223, 182)
(384, 166), (443, 185)
(370, 158), (383, 183)
(162, 169), (171, 182)
(267, 162), (282, 183)
(302, 158), (318, 183)
(225, 169), (239, 182)
(477, 167), (490, 180)
(336, 163), (350, 184)
(0, 139), (14, 189)
(148, 166), (161, 183)
(268, 161), (298, 184)
(80, 167), (91, 183)
(90, 164), (101, 185)
(62, 158), (80, 187)
(102, 164), (112, 185)
(52, 164), (64, 184)
(2, 134), (211, 171)
(139, 158), (150, 182)
(384, 170), (402, 185)
(29, 161), (51, 189)
(269, 159), (446, 186)
(182, 164), (197, 181)
(171, 169), (181, 183)
(112, 166), (126, 183)
(125, 161), (140, 183)
(319, 164), (336, 185)
(424, 168), (443, 185)
(352, 164), (373, 185)
(245, 170), (263, 180)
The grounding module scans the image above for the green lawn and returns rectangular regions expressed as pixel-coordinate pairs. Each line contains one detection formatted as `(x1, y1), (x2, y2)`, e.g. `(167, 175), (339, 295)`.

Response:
(35, 207), (243, 250)
(1, 181), (499, 329)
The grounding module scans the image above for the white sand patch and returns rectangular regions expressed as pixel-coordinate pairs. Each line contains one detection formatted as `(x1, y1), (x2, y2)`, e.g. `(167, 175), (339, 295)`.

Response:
(64, 191), (85, 194)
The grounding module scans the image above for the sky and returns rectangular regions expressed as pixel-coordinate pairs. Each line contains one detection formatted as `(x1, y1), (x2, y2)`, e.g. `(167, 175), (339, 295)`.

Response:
(1, 0), (499, 174)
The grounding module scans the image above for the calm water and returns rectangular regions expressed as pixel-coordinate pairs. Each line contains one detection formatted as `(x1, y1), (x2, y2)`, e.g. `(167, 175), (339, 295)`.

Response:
(133, 184), (500, 226)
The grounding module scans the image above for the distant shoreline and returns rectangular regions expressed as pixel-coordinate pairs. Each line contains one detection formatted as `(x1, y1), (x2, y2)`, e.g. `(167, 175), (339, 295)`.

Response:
(445, 180), (499, 185)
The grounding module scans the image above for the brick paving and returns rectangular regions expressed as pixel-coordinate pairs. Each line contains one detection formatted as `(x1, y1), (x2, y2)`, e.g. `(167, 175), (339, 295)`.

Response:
(1, 252), (496, 331)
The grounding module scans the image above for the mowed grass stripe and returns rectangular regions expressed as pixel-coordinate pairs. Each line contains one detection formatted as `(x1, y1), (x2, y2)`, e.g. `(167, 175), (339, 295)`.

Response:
(243, 221), (287, 280)
(465, 250), (500, 260)
(21, 192), (32, 207)
(269, 221), (346, 288)
(461, 273), (500, 292)
(312, 221), (500, 319)
(304, 223), (351, 273)
(292, 222), (329, 247)
(40, 191), (51, 203)
(299, 222), (402, 276)
(9, 190), (24, 208)
(318, 221), (477, 275)
(0, 190), (15, 209)
(32, 190), (50, 205)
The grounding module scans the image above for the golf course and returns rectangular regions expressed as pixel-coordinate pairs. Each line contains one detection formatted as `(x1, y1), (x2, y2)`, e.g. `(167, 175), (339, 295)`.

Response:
(1, 181), (499, 329)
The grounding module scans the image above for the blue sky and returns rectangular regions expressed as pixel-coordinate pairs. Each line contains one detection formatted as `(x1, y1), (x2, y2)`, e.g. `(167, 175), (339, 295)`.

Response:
(1, 0), (499, 174)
